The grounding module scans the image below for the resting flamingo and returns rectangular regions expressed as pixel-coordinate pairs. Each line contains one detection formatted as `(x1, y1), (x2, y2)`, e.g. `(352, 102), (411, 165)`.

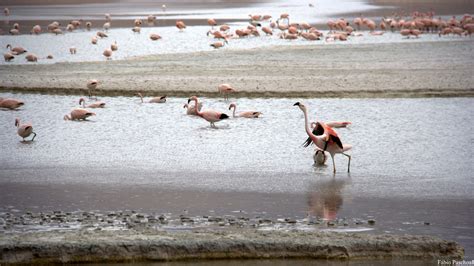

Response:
(294, 102), (352, 173)
(137, 92), (166, 103)
(183, 102), (203, 115)
(0, 98), (24, 109)
(64, 108), (96, 121)
(188, 96), (229, 128)
(79, 98), (105, 108)
(15, 118), (36, 141)
(228, 103), (262, 118)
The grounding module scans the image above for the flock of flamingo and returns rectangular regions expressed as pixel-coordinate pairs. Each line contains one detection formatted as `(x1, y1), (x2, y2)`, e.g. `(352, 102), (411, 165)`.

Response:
(2, 5), (473, 62)
(1, 79), (353, 173)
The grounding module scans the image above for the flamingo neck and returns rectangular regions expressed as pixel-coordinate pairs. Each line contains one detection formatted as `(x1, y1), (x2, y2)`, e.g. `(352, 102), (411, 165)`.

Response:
(231, 106), (237, 118)
(193, 99), (202, 116)
(303, 108), (324, 148)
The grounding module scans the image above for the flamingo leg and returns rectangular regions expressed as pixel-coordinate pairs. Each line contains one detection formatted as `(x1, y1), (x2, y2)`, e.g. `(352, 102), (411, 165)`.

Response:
(330, 154), (336, 173)
(31, 132), (37, 141)
(343, 153), (351, 172)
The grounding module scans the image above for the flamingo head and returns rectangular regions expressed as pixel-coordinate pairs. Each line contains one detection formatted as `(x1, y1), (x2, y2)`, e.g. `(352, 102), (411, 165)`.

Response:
(183, 104), (188, 109)
(228, 103), (236, 110)
(79, 98), (85, 106)
(15, 118), (20, 127)
(188, 96), (198, 104)
(293, 102), (307, 112)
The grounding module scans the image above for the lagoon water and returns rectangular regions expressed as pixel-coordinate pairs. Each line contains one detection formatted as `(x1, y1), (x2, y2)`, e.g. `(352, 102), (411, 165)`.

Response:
(0, 94), (473, 257)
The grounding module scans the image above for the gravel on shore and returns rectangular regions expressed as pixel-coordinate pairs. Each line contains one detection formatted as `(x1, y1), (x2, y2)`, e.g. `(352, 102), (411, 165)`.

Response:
(1, 40), (473, 98)
(0, 229), (464, 264)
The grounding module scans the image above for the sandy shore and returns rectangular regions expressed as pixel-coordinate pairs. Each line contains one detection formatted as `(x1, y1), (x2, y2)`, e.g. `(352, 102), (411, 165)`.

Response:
(1, 40), (473, 98)
(0, 229), (463, 264)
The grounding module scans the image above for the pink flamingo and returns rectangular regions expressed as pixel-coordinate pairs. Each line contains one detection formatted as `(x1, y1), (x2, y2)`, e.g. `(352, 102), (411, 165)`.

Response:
(137, 92), (166, 103)
(228, 103), (262, 118)
(15, 118), (36, 141)
(183, 102), (203, 115)
(4, 52), (14, 62)
(87, 79), (99, 99)
(294, 102), (352, 173)
(188, 96), (229, 128)
(64, 108), (96, 121)
(176, 20), (186, 31)
(0, 98), (24, 109)
(218, 83), (236, 100)
(79, 98), (105, 108)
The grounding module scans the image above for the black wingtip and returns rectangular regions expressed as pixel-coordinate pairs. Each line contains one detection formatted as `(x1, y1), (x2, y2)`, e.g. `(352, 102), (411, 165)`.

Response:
(302, 136), (313, 148)
(293, 102), (300, 106)
(220, 113), (229, 119)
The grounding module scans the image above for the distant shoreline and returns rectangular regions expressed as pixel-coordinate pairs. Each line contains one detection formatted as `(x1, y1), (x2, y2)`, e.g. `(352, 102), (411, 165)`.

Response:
(1, 40), (473, 98)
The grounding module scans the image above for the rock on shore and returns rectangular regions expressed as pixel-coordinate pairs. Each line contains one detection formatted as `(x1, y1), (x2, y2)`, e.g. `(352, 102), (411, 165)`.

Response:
(0, 229), (464, 264)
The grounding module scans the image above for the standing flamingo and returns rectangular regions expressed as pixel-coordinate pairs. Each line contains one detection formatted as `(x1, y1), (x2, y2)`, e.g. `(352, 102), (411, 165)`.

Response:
(87, 79), (99, 99)
(228, 103), (262, 118)
(218, 83), (236, 100)
(188, 96), (229, 128)
(183, 102), (203, 115)
(294, 102), (352, 173)
(15, 118), (36, 141)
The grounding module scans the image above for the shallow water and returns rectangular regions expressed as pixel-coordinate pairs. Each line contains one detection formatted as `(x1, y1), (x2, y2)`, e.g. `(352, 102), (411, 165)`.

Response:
(1, 0), (379, 25)
(0, 93), (472, 198)
(2, 25), (470, 65)
(1, 93), (473, 258)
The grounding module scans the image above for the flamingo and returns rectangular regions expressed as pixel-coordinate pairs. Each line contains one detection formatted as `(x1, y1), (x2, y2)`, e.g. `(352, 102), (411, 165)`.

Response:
(137, 92), (166, 103)
(4, 52), (14, 62)
(210, 41), (227, 49)
(6, 44), (27, 55)
(207, 18), (217, 29)
(31, 25), (41, 35)
(91, 36), (98, 44)
(150, 33), (162, 40)
(188, 96), (229, 128)
(132, 26), (141, 34)
(294, 102), (352, 173)
(103, 22), (111, 32)
(86, 22), (92, 30)
(103, 48), (112, 60)
(183, 102), (203, 115)
(64, 108), (96, 121)
(218, 83), (236, 100)
(87, 79), (99, 99)
(176, 20), (186, 31)
(4, 7), (10, 16)
(15, 118), (36, 141)
(69, 47), (77, 54)
(79, 98), (105, 108)
(228, 103), (262, 118)
(0, 98), (24, 109)
(111, 41), (118, 51)
(25, 54), (38, 62)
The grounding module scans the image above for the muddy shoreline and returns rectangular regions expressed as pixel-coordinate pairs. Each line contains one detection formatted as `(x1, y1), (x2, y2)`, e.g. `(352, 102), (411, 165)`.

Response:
(0, 229), (464, 264)
(1, 41), (473, 98)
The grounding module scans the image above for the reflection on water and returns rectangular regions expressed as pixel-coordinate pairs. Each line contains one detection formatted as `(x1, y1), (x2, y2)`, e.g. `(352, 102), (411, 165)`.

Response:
(307, 176), (347, 221)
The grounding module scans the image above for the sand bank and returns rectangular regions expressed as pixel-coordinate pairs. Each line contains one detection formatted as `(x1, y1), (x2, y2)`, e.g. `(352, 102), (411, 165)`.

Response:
(0, 229), (464, 264)
(1, 40), (473, 98)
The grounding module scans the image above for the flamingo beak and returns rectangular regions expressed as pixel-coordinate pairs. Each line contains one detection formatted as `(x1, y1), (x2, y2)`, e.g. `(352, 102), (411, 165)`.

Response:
(293, 102), (300, 106)
(187, 99), (191, 104)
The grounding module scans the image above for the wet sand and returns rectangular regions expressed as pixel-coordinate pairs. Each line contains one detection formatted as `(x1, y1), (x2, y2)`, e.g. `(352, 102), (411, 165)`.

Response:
(0, 229), (463, 264)
(1, 40), (473, 98)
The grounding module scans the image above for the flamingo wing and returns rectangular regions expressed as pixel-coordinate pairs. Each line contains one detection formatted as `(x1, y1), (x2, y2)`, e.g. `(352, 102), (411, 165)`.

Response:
(303, 122), (325, 147)
(325, 121), (351, 128)
(303, 122), (343, 149)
